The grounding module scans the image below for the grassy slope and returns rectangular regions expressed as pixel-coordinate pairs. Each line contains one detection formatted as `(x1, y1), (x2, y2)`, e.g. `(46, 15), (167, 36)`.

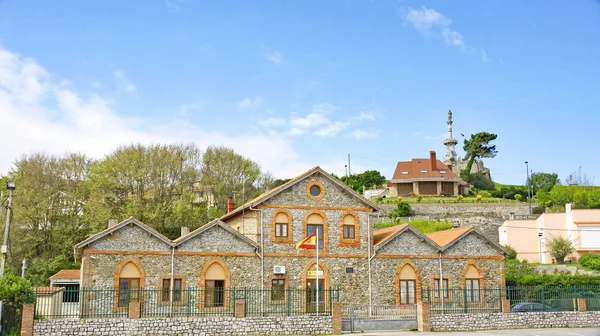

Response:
(374, 220), (454, 233)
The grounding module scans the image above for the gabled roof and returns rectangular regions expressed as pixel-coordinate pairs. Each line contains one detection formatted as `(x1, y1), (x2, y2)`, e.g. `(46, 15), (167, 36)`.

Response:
(173, 219), (258, 249)
(426, 226), (472, 247)
(390, 154), (466, 183)
(50, 269), (80, 280)
(220, 166), (379, 221)
(373, 224), (441, 252)
(427, 226), (508, 254)
(74, 217), (173, 249)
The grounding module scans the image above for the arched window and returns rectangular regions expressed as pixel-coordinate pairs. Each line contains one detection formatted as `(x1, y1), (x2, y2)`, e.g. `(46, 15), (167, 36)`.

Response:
(201, 259), (230, 309)
(398, 265), (417, 305)
(271, 209), (292, 243)
(306, 213), (325, 249)
(464, 264), (482, 302)
(118, 262), (141, 307)
(339, 212), (359, 247)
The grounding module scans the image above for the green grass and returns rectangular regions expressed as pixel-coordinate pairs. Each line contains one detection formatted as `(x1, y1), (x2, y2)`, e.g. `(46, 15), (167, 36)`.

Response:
(374, 219), (454, 233)
(494, 183), (526, 191)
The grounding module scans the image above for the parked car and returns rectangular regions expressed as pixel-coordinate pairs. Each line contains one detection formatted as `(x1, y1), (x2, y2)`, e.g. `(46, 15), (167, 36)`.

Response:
(510, 302), (557, 312)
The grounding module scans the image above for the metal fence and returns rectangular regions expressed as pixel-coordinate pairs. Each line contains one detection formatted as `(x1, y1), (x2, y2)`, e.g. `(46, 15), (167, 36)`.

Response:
(421, 287), (503, 314)
(32, 287), (340, 319)
(421, 286), (600, 314)
(342, 304), (417, 321)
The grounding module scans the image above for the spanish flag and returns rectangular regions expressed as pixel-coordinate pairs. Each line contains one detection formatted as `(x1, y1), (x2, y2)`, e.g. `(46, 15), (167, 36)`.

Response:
(294, 234), (317, 249)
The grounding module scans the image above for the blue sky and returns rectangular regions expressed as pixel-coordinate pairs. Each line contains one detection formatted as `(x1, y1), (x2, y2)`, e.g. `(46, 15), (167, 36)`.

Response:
(0, 0), (599, 184)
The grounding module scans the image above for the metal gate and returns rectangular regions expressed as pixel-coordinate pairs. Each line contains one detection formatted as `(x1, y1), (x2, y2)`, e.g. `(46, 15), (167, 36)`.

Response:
(342, 304), (417, 332)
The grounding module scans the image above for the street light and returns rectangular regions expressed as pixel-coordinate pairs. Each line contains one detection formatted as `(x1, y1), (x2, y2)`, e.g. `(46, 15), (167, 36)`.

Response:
(538, 232), (543, 264)
(1, 182), (15, 277)
(525, 161), (532, 215)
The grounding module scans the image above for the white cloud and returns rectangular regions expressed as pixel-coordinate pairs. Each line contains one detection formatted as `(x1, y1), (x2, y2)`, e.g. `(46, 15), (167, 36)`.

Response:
(401, 6), (464, 49)
(314, 121), (350, 138)
(290, 112), (329, 128)
(481, 49), (489, 63)
(238, 96), (263, 109)
(0, 46), (308, 179)
(113, 69), (136, 93)
(354, 112), (376, 121)
(351, 129), (379, 140)
(265, 51), (284, 65)
(261, 117), (286, 128)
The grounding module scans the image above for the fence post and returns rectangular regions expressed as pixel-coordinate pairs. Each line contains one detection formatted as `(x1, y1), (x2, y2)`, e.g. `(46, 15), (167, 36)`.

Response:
(577, 298), (587, 312)
(417, 301), (431, 332)
(501, 297), (511, 313)
(20, 303), (35, 336)
(128, 301), (140, 319)
(463, 287), (468, 313)
(331, 301), (342, 335)
(349, 305), (354, 332)
(235, 300), (246, 318)
(286, 288), (291, 316)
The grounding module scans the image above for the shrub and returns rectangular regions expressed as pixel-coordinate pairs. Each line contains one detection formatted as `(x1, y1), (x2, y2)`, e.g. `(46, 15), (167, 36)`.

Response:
(409, 192), (415, 198)
(579, 253), (600, 271)
(466, 172), (495, 190)
(545, 234), (576, 264)
(476, 194), (483, 201)
(387, 201), (412, 219)
(514, 194), (523, 201)
(480, 190), (492, 198)
(456, 195), (464, 201)
(417, 195), (423, 203)
(532, 206), (545, 214)
(544, 200), (553, 208)
(504, 245), (517, 260)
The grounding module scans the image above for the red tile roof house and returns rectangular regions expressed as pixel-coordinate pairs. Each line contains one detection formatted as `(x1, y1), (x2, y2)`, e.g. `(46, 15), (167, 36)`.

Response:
(388, 151), (471, 197)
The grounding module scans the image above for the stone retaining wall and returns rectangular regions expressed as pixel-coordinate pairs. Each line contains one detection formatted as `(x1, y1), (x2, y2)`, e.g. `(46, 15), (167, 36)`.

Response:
(33, 316), (332, 336)
(430, 311), (600, 331)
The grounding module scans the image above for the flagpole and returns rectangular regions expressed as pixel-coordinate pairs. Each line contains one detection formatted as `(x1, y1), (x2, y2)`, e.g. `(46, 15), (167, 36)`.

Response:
(316, 227), (319, 315)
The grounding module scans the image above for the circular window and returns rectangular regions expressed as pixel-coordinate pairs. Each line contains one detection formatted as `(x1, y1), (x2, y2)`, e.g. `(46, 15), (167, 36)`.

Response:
(310, 185), (321, 197)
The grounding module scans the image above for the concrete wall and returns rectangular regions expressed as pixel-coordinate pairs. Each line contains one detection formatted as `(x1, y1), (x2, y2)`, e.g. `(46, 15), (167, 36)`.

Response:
(430, 311), (600, 331)
(33, 316), (332, 336)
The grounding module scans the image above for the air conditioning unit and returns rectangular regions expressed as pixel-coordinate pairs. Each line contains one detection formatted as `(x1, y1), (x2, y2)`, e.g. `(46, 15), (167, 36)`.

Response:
(273, 265), (286, 274)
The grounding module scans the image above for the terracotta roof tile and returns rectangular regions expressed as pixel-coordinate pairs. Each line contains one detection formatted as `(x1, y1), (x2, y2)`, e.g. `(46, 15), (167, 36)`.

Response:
(574, 221), (600, 225)
(391, 152), (463, 181)
(425, 226), (472, 247)
(373, 224), (408, 246)
(49, 269), (80, 280)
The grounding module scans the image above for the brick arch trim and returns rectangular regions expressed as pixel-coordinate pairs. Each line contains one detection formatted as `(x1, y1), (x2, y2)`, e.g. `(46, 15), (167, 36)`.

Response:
(301, 260), (330, 290)
(461, 259), (484, 288)
(114, 257), (146, 289)
(199, 257), (231, 289)
(394, 259), (421, 304)
(271, 208), (293, 244)
(338, 210), (360, 247)
(302, 209), (329, 253)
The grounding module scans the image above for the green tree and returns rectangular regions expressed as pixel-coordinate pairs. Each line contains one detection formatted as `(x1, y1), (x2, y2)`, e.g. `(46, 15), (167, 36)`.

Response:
(200, 146), (274, 215)
(462, 132), (498, 178)
(339, 170), (387, 192)
(87, 143), (207, 238)
(564, 166), (594, 186)
(2, 153), (93, 286)
(465, 172), (495, 190)
(504, 245), (517, 260)
(387, 201), (412, 220)
(545, 234), (576, 264)
(528, 172), (560, 194)
(0, 271), (32, 311)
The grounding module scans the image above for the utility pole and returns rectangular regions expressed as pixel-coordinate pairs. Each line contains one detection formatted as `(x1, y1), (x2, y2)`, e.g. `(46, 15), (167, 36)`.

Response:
(525, 162), (532, 215)
(347, 154), (351, 176)
(21, 258), (26, 278)
(0, 182), (15, 278)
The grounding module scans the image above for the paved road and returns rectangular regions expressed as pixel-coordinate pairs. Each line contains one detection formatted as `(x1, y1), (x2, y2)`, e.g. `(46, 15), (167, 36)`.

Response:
(344, 328), (600, 336)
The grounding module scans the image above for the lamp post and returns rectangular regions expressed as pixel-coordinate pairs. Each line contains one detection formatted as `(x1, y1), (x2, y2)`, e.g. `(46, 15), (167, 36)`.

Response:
(538, 232), (543, 264)
(1, 182), (15, 278)
(525, 161), (532, 215)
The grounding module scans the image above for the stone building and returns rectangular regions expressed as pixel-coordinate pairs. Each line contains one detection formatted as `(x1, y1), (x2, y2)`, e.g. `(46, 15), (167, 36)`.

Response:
(73, 166), (506, 310)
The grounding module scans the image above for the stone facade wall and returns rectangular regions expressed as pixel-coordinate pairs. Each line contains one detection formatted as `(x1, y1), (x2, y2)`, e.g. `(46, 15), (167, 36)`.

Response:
(376, 230), (438, 255)
(430, 311), (600, 331)
(89, 225), (171, 252)
(33, 316), (332, 336)
(443, 232), (499, 256)
(177, 226), (256, 253)
(225, 211), (260, 242)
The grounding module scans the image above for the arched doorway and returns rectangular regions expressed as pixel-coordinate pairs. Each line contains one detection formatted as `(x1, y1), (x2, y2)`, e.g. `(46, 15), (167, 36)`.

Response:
(200, 258), (230, 310)
(302, 261), (329, 313)
(114, 259), (145, 308)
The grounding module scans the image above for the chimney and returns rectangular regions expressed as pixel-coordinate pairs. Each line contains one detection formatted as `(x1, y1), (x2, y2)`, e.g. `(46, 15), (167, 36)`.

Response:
(181, 226), (190, 237)
(108, 218), (119, 228)
(227, 197), (235, 213)
(430, 151), (437, 171)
